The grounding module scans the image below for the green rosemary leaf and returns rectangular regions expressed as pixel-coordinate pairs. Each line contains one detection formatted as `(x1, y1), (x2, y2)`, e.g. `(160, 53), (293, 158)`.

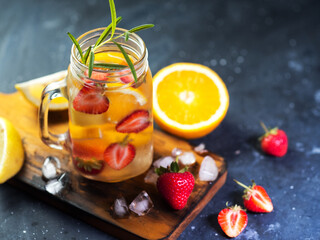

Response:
(109, 0), (117, 39)
(67, 32), (84, 63)
(124, 31), (129, 41)
(128, 24), (154, 33)
(95, 26), (112, 47)
(113, 41), (137, 83)
(93, 63), (127, 69)
(83, 46), (92, 65)
(88, 51), (95, 78)
(94, 16), (122, 48)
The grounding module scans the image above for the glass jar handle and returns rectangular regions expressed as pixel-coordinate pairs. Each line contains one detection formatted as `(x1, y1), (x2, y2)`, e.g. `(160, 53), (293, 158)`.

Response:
(39, 79), (68, 150)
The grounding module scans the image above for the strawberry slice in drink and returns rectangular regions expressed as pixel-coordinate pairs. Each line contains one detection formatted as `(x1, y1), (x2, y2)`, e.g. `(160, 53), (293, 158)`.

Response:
(120, 75), (134, 84)
(84, 69), (109, 81)
(119, 69), (134, 84)
(104, 136), (136, 170)
(73, 157), (105, 175)
(116, 110), (150, 133)
(73, 85), (109, 114)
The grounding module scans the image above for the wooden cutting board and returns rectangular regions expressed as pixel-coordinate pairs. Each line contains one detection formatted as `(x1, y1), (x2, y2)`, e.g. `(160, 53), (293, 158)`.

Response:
(0, 89), (227, 240)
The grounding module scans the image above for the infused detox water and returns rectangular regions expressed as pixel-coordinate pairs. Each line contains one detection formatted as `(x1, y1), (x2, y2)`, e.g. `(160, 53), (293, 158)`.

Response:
(39, 0), (154, 183)
(66, 50), (153, 182)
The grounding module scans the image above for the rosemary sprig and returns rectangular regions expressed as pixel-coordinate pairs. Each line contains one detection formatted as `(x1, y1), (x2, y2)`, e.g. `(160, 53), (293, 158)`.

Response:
(67, 32), (84, 62)
(94, 16), (122, 48)
(83, 46), (92, 65)
(113, 41), (138, 82)
(93, 63), (127, 69)
(67, 0), (154, 80)
(109, 0), (117, 39)
(88, 51), (95, 78)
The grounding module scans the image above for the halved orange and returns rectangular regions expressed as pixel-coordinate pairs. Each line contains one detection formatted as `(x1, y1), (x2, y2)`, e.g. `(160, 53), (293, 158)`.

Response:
(153, 63), (229, 139)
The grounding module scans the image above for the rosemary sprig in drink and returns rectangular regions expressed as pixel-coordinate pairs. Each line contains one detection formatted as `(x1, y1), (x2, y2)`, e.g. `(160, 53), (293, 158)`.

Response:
(67, 0), (154, 82)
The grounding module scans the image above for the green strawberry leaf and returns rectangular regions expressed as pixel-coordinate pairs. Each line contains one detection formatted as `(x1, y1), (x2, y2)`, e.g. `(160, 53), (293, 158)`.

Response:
(170, 161), (179, 173)
(155, 166), (168, 176)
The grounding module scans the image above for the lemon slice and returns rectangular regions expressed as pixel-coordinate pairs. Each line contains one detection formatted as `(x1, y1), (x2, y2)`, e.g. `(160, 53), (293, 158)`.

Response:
(104, 88), (147, 123)
(15, 70), (68, 110)
(153, 63), (229, 139)
(111, 88), (147, 105)
(0, 117), (24, 183)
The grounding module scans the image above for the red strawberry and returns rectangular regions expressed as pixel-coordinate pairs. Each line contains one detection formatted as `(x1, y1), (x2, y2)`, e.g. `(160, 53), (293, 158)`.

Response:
(156, 161), (194, 210)
(120, 75), (134, 84)
(259, 122), (288, 157)
(103, 136), (136, 170)
(218, 205), (248, 238)
(73, 157), (104, 175)
(84, 69), (109, 81)
(234, 179), (274, 213)
(73, 85), (109, 114)
(119, 69), (134, 84)
(116, 110), (150, 133)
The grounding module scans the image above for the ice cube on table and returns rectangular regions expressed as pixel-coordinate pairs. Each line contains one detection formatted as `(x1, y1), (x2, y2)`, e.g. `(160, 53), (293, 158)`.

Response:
(144, 168), (159, 185)
(111, 197), (130, 219)
(178, 152), (196, 165)
(153, 156), (175, 168)
(45, 173), (69, 195)
(45, 179), (64, 195)
(172, 147), (183, 157)
(199, 156), (218, 181)
(42, 156), (61, 180)
(194, 143), (208, 154)
(129, 191), (154, 216)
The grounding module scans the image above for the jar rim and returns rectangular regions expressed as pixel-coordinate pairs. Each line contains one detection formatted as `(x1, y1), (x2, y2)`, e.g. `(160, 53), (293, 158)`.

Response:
(70, 27), (147, 84)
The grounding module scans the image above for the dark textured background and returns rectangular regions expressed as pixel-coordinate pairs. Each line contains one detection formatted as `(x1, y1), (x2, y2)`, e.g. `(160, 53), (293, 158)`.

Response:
(1, 0), (320, 239)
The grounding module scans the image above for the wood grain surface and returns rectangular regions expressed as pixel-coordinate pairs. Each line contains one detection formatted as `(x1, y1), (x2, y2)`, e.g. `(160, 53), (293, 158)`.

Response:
(0, 91), (227, 240)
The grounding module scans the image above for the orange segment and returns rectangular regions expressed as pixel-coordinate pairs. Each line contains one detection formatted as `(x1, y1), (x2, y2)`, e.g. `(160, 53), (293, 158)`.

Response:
(153, 63), (229, 139)
(94, 51), (134, 65)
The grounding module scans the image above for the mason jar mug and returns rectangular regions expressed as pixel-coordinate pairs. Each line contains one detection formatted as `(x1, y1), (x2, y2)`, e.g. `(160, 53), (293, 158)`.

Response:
(39, 28), (153, 182)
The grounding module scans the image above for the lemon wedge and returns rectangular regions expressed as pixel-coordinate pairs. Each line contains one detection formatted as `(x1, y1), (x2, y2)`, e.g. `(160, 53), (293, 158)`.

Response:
(15, 70), (68, 110)
(0, 117), (24, 183)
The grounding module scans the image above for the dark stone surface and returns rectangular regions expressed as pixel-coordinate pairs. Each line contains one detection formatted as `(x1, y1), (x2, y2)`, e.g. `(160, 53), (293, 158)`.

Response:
(0, 0), (320, 239)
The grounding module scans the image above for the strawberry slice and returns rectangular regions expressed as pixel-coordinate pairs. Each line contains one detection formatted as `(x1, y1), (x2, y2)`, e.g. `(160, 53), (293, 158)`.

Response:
(218, 205), (248, 238)
(84, 69), (109, 81)
(104, 137), (136, 170)
(73, 157), (104, 175)
(119, 69), (134, 84)
(234, 179), (274, 213)
(73, 85), (109, 114)
(116, 110), (150, 133)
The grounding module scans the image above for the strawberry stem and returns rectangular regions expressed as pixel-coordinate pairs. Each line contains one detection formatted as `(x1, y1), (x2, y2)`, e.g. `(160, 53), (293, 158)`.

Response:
(233, 179), (252, 192)
(121, 134), (131, 146)
(260, 121), (269, 133)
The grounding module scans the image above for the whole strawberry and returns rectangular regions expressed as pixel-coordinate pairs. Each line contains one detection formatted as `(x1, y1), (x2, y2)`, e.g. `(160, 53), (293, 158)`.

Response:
(259, 122), (288, 157)
(156, 160), (194, 210)
(234, 179), (273, 213)
(218, 204), (248, 238)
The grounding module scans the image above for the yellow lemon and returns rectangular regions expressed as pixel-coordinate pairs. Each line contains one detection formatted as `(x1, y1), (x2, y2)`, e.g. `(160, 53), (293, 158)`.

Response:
(15, 70), (68, 110)
(0, 117), (24, 183)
